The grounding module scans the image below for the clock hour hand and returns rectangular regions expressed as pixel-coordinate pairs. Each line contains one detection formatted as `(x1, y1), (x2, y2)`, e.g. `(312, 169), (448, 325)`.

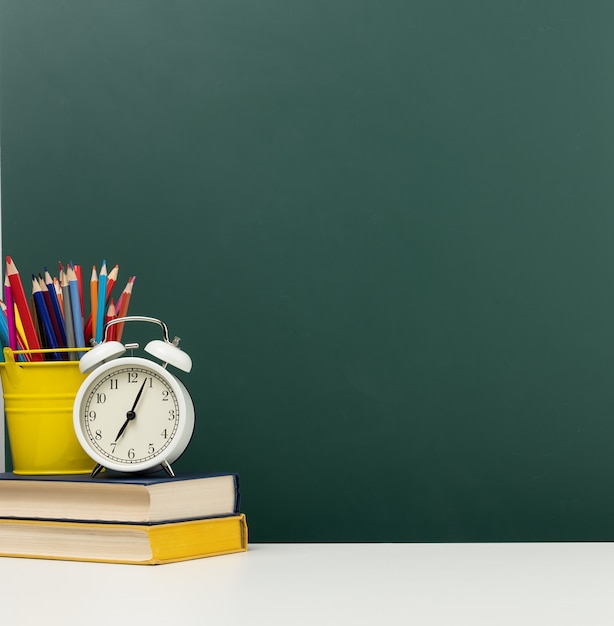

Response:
(113, 415), (133, 443)
(114, 377), (148, 442)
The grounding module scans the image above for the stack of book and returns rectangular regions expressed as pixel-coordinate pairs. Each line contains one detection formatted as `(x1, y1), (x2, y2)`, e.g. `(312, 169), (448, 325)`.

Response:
(0, 471), (247, 565)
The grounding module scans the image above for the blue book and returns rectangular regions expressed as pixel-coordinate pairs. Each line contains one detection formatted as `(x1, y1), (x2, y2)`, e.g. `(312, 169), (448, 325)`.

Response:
(0, 471), (240, 524)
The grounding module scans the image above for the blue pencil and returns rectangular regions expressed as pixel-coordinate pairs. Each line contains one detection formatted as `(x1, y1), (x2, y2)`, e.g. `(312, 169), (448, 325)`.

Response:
(96, 260), (107, 343)
(32, 276), (62, 360)
(61, 270), (78, 361)
(44, 267), (67, 347)
(67, 265), (85, 349)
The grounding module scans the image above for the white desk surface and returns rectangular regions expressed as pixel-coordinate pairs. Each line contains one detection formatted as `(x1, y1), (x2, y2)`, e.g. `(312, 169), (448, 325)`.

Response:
(1, 542), (613, 625)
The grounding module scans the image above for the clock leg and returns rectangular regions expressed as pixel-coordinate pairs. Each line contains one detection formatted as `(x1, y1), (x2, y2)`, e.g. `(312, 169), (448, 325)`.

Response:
(161, 459), (175, 477)
(90, 463), (105, 478)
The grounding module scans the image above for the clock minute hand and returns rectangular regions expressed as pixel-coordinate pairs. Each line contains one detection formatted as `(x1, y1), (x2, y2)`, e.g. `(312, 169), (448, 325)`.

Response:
(114, 377), (148, 442)
(129, 377), (148, 413)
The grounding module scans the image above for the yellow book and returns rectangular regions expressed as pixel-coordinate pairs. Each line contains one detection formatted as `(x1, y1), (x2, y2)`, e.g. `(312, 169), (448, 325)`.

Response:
(0, 514), (248, 565)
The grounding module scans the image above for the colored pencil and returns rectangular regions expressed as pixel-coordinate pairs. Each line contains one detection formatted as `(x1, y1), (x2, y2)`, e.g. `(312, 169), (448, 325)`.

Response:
(0, 301), (10, 351)
(39, 275), (64, 350)
(115, 275), (135, 311)
(5, 256), (43, 360)
(53, 277), (64, 316)
(44, 268), (67, 347)
(74, 263), (84, 319)
(115, 276), (134, 342)
(84, 263), (118, 344)
(32, 276), (61, 360)
(60, 270), (78, 360)
(89, 265), (98, 344)
(67, 265), (85, 349)
(29, 292), (44, 351)
(4, 276), (16, 351)
(13, 305), (30, 353)
(34, 277), (50, 347)
(0, 302), (26, 360)
(96, 260), (107, 343)
(105, 299), (117, 341)
(0, 301), (24, 360)
(106, 264), (119, 301)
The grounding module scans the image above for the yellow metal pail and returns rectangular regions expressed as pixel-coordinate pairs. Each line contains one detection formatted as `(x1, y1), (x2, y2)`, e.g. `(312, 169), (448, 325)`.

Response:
(0, 348), (93, 475)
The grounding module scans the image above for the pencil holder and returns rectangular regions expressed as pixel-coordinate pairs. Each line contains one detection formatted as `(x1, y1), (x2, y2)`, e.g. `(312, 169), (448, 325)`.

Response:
(0, 348), (93, 475)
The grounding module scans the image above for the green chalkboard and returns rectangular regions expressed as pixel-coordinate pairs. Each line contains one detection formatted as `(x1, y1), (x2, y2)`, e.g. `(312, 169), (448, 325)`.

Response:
(2, 0), (614, 541)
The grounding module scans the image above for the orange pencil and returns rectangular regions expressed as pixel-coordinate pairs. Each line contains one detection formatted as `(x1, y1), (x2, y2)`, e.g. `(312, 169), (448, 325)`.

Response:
(5, 257), (43, 360)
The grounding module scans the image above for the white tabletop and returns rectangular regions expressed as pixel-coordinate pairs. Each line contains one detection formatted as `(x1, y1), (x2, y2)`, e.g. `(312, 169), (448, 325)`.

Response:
(1, 542), (613, 625)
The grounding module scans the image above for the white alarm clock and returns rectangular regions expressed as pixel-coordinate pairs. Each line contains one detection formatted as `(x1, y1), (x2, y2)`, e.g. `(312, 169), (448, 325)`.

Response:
(73, 316), (195, 478)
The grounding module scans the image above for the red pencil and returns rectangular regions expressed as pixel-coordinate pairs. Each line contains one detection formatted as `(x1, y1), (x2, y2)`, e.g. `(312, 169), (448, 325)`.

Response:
(106, 264), (119, 301)
(74, 263), (84, 319)
(5, 257), (43, 360)
(115, 276), (134, 342)
(105, 299), (117, 341)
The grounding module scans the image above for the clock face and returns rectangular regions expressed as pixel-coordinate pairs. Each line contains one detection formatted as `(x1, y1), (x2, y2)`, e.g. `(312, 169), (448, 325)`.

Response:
(73, 357), (194, 473)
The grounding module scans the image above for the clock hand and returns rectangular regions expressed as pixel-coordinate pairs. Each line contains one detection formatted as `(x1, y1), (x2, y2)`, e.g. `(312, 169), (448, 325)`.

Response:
(114, 377), (148, 442)
(130, 376), (148, 413)
(113, 416), (132, 443)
